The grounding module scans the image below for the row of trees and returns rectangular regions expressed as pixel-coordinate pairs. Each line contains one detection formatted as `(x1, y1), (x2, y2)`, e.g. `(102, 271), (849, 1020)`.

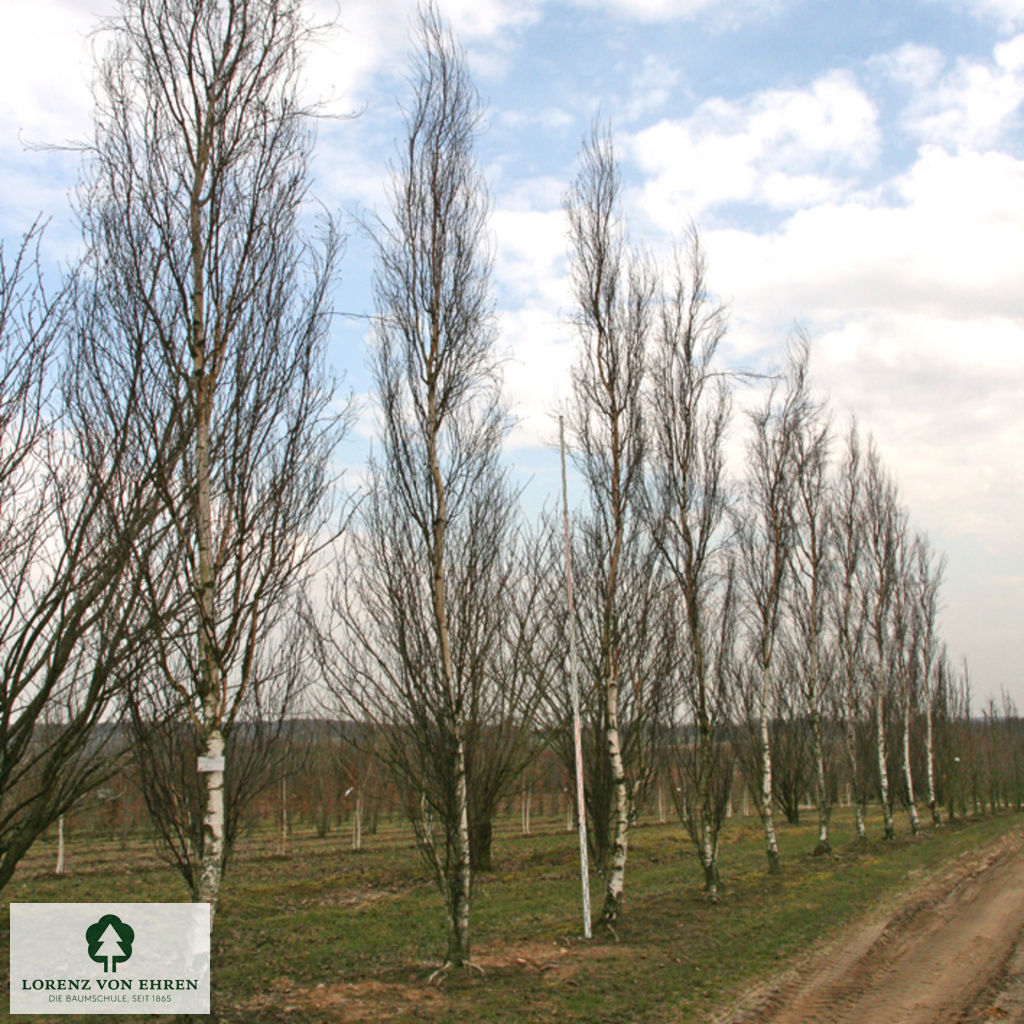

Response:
(0, 0), (1002, 977)
(310, 8), (977, 970)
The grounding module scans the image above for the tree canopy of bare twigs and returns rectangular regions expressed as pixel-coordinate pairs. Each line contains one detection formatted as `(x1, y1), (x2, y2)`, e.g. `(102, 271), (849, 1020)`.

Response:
(0, 221), (170, 890)
(641, 230), (735, 900)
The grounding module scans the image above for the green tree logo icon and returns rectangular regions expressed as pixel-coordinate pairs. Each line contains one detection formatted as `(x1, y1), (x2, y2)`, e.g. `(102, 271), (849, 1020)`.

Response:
(86, 914), (135, 973)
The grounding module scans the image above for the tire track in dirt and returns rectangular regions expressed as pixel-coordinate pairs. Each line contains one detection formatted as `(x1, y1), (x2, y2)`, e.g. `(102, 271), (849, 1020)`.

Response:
(715, 827), (1024, 1024)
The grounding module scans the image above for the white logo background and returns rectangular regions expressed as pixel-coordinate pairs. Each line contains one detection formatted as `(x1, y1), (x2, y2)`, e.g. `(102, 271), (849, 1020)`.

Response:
(10, 902), (210, 1015)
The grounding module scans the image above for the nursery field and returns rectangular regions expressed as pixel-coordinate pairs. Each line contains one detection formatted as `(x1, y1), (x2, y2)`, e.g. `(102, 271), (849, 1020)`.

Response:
(4, 809), (1023, 1023)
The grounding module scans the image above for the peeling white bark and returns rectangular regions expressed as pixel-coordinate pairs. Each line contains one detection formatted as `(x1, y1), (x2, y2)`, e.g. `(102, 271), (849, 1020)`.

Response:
(760, 701), (781, 873)
(602, 673), (630, 923)
(876, 690), (895, 840)
(352, 791), (363, 852)
(55, 816), (65, 876)
(902, 701), (920, 835)
(197, 726), (225, 919)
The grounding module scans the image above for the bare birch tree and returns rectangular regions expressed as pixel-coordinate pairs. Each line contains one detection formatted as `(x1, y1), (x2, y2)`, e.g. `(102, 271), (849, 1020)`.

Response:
(892, 531), (921, 834)
(828, 422), (871, 842)
(642, 232), (734, 899)
(321, 3), (511, 971)
(788, 394), (834, 854)
(862, 438), (904, 840)
(913, 535), (946, 825)
(736, 341), (812, 874)
(564, 122), (656, 925)
(76, 0), (346, 918)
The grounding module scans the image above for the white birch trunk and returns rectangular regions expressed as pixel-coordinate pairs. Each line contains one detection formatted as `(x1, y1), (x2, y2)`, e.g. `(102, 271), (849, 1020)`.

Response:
(521, 785), (531, 836)
(855, 802), (867, 840)
(448, 729), (472, 965)
(197, 725), (225, 919)
(601, 675), (630, 923)
(353, 790), (363, 852)
(812, 710), (830, 855)
(428, 377), (472, 967)
(760, 667), (781, 873)
(279, 776), (288, 856)
(926, 695), (940, 824)
(876, 688), (895, 840)
(700, 825), (719, 900)
(760, 712), (781, 873)
(902, 697), (919, 835)
(55, 816), (65, 875)
(841, 715), (868, 841)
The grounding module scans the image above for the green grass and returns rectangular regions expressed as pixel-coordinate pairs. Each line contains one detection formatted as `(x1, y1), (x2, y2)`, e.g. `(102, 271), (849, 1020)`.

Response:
(3, 807), (1020, 1022)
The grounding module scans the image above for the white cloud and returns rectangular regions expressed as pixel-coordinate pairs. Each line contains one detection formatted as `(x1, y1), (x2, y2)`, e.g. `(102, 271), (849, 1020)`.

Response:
(491, 206), (568, 306)
(496, 107), (574, 132)
(692, 142), (1024, 547)
(0, 0), (96, 146)
(570, 0), (789, 25)
(623, 55), (682, 122)
(932, 0), (1024, 31)
(875, 42), (946, 91)
(304, 0), (540, 112)
(702, 146), (1024, 327)
(500, 306), (575, 450)
(898, 33), (1024, 148)
(624, 70), (879, 221)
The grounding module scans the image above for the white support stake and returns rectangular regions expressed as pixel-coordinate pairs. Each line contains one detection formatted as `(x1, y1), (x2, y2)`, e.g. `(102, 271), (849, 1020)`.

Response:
(561, 415), (591, 939)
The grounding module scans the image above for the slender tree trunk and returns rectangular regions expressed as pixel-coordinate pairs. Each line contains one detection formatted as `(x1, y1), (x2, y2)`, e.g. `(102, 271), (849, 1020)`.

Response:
(197, 723), (225, 914)
(55, 816), (65, 876)
(279, 777), (288, 856)
(352, 791), (362, 852)
(811, 709), (831, 855)
(841, 716), (868, 842)
(854, 802), (867, 840)
(700, 825), (719, 900)
(902, 695), (919, 834)
(696, 684), (720, 898)
(601, 673), (630, 923)
(448, 727), (471, 965)
(428, 382), (471, 967)
(760, 666), (781, 874)
(876, 687), (895, 840)
(192, 151), (225, 917)
(925, 696), (940, 825)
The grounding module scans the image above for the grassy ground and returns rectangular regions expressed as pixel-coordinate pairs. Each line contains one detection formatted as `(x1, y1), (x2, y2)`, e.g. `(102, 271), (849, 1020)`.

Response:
(4, 806), (1020, 1022)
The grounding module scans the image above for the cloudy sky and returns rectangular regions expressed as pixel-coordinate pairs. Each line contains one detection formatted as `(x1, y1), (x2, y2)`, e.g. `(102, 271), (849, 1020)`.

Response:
(2, 0), (1022, 706)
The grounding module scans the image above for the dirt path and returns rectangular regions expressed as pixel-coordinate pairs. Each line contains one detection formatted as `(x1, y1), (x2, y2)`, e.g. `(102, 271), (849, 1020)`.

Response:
(716, 826), (1024, 1024)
